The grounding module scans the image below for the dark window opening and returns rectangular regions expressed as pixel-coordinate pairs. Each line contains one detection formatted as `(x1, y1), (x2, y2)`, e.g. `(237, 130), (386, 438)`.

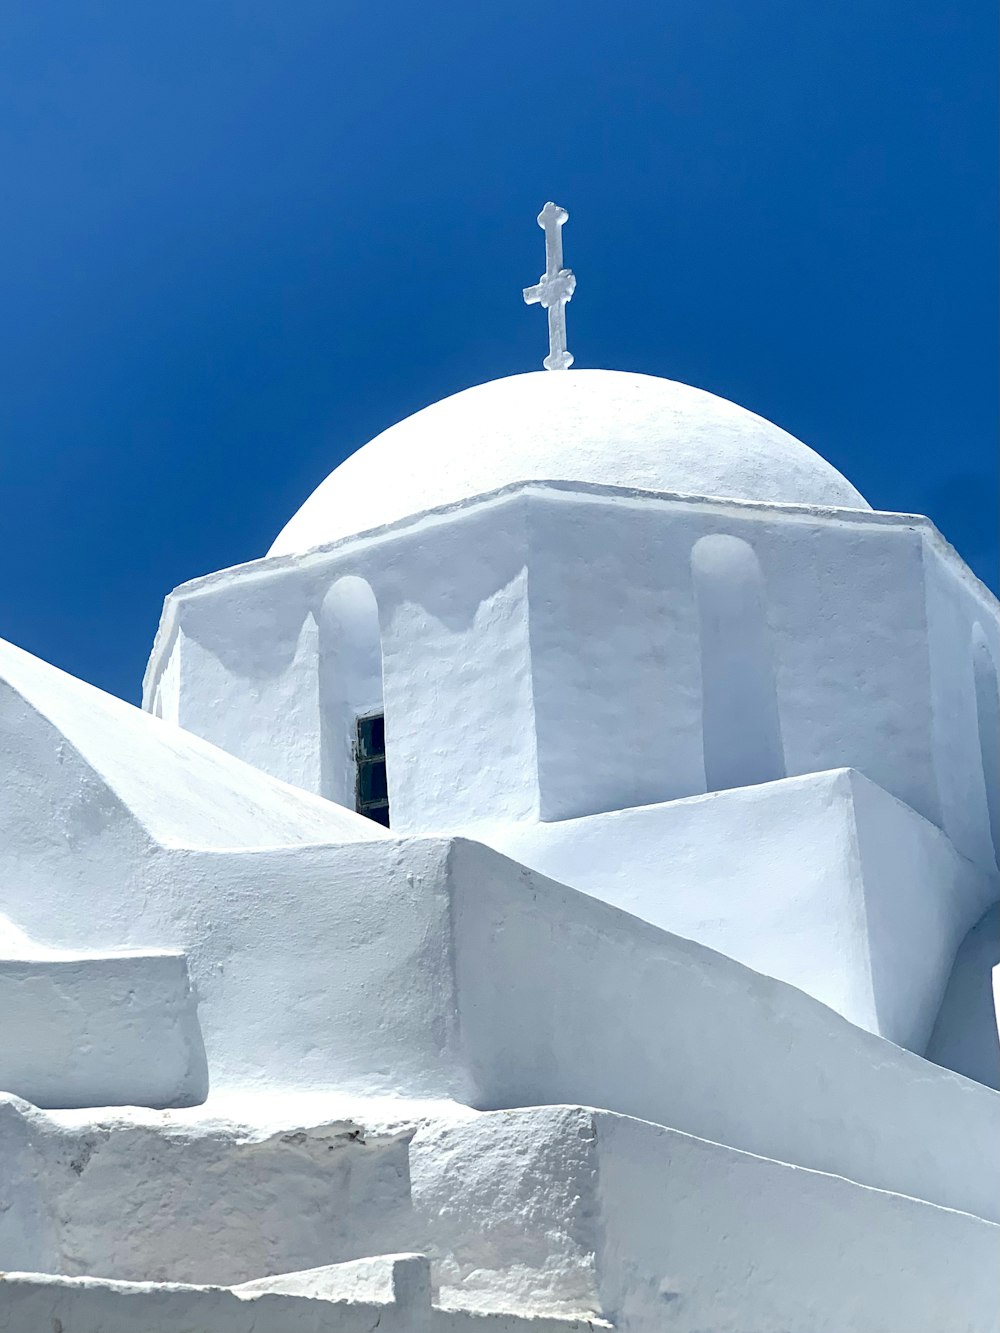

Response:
(356, 713), (389, 827)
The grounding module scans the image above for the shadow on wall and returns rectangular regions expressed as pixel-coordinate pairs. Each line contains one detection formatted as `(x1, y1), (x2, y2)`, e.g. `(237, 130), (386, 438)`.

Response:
(972, 623), (1000, 867)
(691, 534), (785, 793)
(926, 902), (1000, 1091)
(318, 577), (385, 812)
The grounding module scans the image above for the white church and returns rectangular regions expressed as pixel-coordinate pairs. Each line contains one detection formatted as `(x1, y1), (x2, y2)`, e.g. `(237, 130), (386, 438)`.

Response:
(1, 204), (998, 1332)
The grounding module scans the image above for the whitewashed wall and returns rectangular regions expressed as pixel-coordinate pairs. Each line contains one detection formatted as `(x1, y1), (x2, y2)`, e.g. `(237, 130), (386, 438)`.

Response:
(146, 481), (1000, 873)
(152, 495), (540, 830)
(475, 768), (997, 1054)
(4, 1099), (997, 1333)
(524, 487), (938, 824)
(924, 540), (1000, 870)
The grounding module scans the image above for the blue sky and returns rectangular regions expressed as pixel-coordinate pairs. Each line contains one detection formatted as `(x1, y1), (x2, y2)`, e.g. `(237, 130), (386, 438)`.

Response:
(1, 1), (996, 703)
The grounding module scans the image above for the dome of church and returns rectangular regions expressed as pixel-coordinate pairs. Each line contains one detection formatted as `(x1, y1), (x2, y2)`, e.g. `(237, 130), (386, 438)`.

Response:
(268, 370), (869, 556)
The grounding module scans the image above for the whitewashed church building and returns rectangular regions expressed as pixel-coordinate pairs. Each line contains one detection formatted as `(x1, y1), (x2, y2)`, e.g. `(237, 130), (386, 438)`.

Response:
(1, 205), (998, 1331)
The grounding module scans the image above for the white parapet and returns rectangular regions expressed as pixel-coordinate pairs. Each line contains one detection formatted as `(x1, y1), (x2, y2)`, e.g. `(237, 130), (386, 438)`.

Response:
(1, 828), (997, 1216)
(0, 1101), (995, 1331)
(475, 767), (998, 1055)
(0, 1253), (603, 1333)
(0, 943), (205, 1108)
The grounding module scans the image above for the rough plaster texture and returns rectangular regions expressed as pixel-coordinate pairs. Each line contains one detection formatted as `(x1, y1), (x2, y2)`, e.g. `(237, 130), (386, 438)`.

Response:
(232, 1252), (431, 1304)
(0, 1254), (599, 1332)
(268, 370), (870, 556)
(0, 1096), (422, 1285)
(139, 481), (999, 1108)
(2, 687), (997, 1218)
(1, 643), (996, 1212)
(2, 1097), (995, 1332)
(446, 838), (999, 1222)
(0, 940), (205, 1108)
(411, 1106), (1000, 1332)
(4, 366), (999, 1331)
(477, 768), (997, 1052)
(0, 1258), (427, 1333)
(0, 634), (383, 852)
(145, 481), (1000, 870)
(521, 485), (953, 831)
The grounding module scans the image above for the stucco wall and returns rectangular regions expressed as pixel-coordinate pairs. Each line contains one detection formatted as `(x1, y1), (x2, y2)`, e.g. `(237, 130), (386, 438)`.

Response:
(4, 1099), (996, 1332)
(927, 902), (1000, 1089)
(525, 486), (938, 823)
(158, 494), (540, 829)
(448, 838), (999, 1221)
(412, 1105), (1000, 1332)
(143, 484), (998, 871)
(2, 803), (995, 1217)
(0, 1254), (595, 1333)
(476, 767), (997, 1053)
(0, 949), (205, 1109)
(593, 1109), (998, 1332)
(924, 534), (1000, 872)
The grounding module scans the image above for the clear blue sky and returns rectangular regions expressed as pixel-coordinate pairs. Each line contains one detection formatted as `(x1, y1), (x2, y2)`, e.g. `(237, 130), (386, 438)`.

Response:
(1, 2), (996, 703)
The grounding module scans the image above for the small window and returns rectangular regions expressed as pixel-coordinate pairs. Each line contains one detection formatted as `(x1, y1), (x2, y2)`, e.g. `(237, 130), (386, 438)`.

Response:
(355, 713), (390, 827)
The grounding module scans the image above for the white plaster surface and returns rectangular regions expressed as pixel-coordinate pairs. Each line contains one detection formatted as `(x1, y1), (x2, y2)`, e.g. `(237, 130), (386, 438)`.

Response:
(476, 768), (997, 1052)
(447, 838), (1000, 1222)
(319, 576), (385, 805)
(927, 902), (1000, 1089)
(0, 1254), (599, 1331)
(232, 1252), (430, 1304)
(411, 1105), (1000, 1331)
(924, 543), (1000, 870)
(145, 481), (1000, 881)
(1, 1097), (995, 1332)
(0, 1262), (418, 1333)
(0, 939), (205, 1108)
(5, 359), (999, 1331)
(2, 639), (997, 1209)
(589, 1110), (998, 1332)
(2, 777), (997, 1216)
(269, 371), (869, 557)
(0, 633), (383, 851)
(520, 484), (945, 831)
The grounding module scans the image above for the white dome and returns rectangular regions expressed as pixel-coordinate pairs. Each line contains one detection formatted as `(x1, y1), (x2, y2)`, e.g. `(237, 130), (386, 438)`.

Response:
(269, 370), (869, 556)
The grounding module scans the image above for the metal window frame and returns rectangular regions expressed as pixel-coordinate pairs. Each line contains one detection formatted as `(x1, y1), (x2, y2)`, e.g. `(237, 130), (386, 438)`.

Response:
(355, 711), (389, 826)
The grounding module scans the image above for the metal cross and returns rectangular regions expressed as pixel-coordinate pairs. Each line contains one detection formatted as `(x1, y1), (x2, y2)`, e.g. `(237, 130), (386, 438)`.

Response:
(522, 201), (576, 370)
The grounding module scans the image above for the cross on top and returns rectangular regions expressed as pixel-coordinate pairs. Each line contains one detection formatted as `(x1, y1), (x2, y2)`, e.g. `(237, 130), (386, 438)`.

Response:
(523, 201), (576, 370)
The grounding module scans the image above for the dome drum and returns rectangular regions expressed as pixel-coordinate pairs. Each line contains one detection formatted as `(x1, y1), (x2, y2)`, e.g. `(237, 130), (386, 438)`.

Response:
(147, 476), (996, 880)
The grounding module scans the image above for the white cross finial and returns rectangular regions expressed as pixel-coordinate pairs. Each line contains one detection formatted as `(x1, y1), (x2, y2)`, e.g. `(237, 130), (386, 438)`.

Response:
(522, 201), (575, 370)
